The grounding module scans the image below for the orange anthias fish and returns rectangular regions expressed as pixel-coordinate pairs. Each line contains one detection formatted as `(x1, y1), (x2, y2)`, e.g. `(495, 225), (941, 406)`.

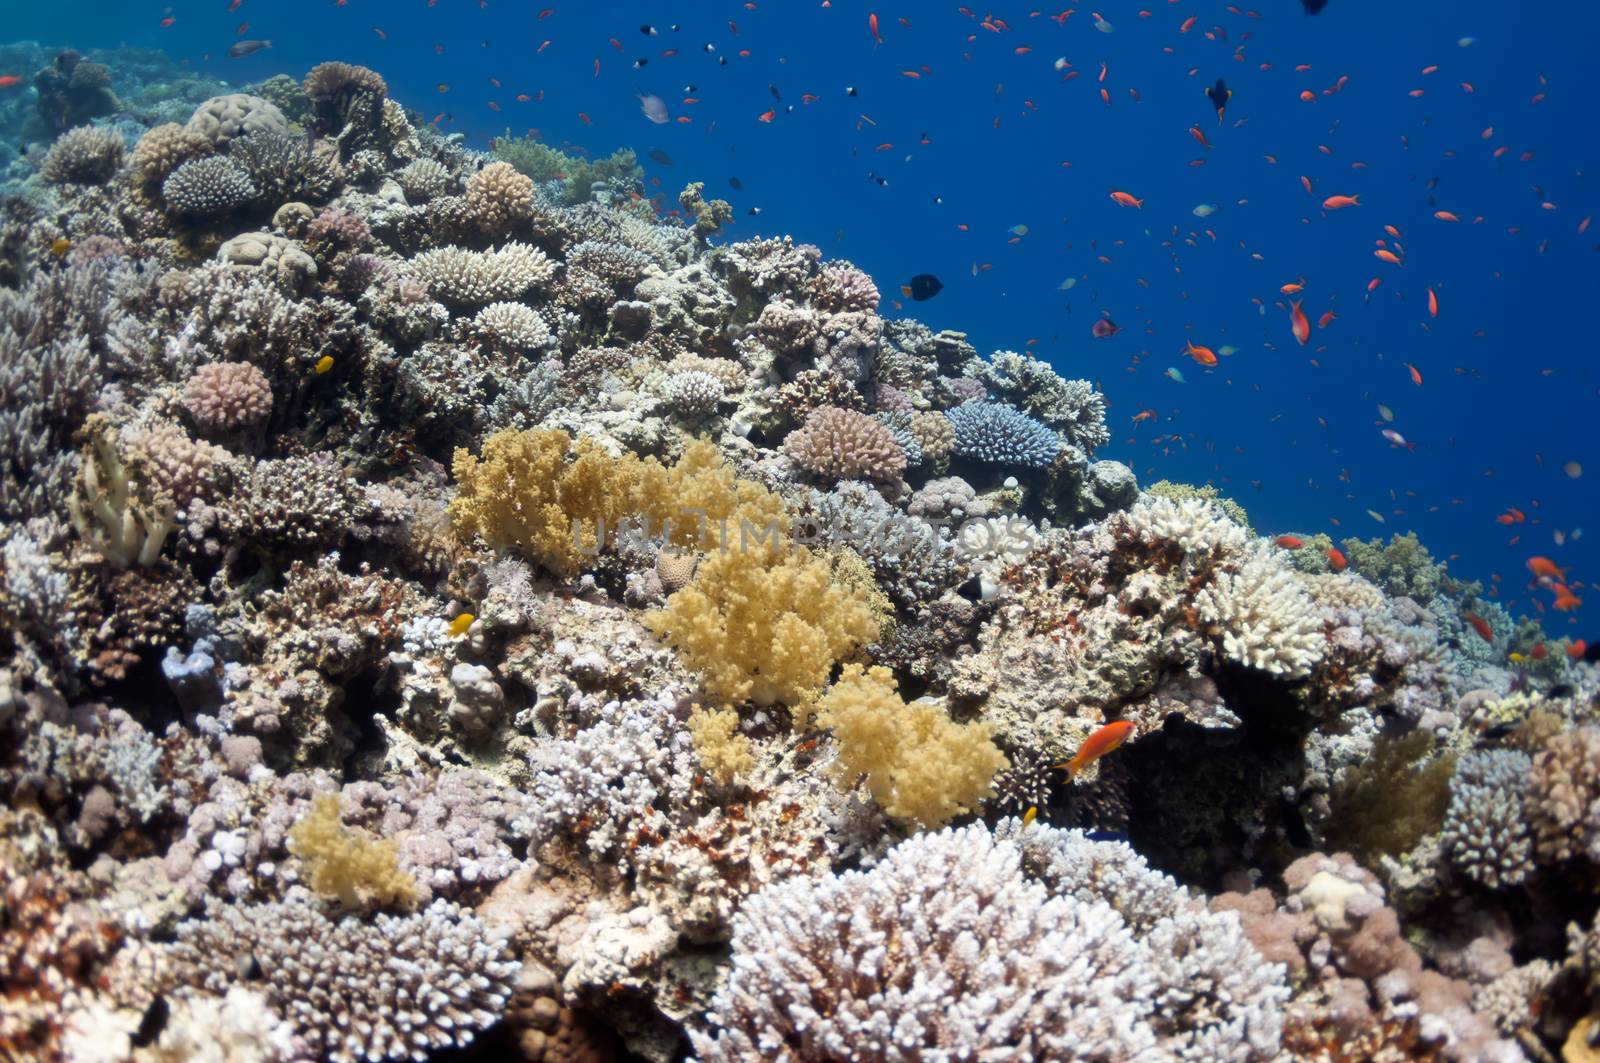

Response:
(1275, 534), (1304, 548)
(1184, 340), (1218, 366)
(1326, 546), (1347, 571)
(1527, 556), (1567, 580)
(1109, 190), (1144, 208)
(1322, 194), (1360, 210)
(1465, 613), (1494, 642)
(1290, 300), (1310, 345)
(1054, 720), (1135, 780)
(1568, 639), (1589, 660)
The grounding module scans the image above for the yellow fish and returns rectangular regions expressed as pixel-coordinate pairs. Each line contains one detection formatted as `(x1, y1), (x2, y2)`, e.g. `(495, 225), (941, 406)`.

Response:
(312, 355), (334, 375)
(1022, 806), (1038, 829)
(49, 237), (70, 258)
(1507, 652), (1526, 664)
(447, 612), (475, 638)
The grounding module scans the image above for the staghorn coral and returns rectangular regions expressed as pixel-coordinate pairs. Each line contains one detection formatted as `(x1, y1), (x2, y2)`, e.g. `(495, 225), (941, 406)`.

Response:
(817, 663), (1005, 828)
(181, 361), (273, 435)
(162, 897), (517, 1063)
(782, 405), (906, 484)
(39, 124), (124, 185)
(945, 400), (1063, 468)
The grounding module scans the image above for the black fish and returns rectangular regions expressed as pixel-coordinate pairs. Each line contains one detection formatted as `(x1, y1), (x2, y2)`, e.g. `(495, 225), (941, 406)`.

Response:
(1300, 0), (1329, 12)
(640, 24), (658, 35)
(1547, 683), (1577, 700)
(906, 274), (943, 301)
(769, 83), (782, 100)
(648, 149), (673, 166)
(728, 176), (743, 190)
(1204, 77), (1231, 124)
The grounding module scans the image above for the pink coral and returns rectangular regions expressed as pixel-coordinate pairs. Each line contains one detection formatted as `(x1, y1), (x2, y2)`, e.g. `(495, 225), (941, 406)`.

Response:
(182, 361), (273, 434)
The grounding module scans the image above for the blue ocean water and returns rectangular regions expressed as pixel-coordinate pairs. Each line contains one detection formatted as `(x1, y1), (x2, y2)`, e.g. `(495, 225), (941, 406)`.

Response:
(14, 0), (1596, 623)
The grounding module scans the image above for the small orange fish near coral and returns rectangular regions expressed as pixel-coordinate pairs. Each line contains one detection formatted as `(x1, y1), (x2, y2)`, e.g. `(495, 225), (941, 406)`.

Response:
(1326, 546), (1347, 571)
(1054, 720), (1135, 780)
(1274, 535), (1303, 548)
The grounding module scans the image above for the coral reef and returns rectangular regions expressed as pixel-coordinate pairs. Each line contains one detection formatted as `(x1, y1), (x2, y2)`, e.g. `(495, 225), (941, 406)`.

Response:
(0, 51), (1591, 1063)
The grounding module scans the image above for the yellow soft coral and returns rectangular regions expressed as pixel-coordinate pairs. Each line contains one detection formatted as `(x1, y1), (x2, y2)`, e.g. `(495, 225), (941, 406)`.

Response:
(817, 664), (1007, 829)
(451, 431), (785, 574)
(646, 544), (881, 708)
(288, 792), (416, 911)
(686, 705), (755, 786)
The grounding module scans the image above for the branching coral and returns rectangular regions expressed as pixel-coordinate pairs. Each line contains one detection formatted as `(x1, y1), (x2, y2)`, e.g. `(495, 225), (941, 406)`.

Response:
(40, 124), (124, 185)
(693, 823), (1287, 1062)
(182, 360), (272, 435)
(162, 897), (517, 1063)
(945, 400), (1063, 468)
(68, 417), (174, 569)
(409, 243), (555, 306)
(1194, 543), (1325, 678)
(782, 404), (906, 484)
(817, 663), (1005, 828)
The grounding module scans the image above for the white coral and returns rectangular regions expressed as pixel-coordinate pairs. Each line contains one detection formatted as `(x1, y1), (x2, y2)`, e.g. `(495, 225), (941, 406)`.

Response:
(409, 243), (555, 306)
(1195, 545), (1324, 678)
(1125, 495), (1251, 560)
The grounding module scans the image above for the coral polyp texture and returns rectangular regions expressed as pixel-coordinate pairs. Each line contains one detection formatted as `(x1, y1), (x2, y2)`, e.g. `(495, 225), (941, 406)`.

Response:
(0, 49), (1593, 1063)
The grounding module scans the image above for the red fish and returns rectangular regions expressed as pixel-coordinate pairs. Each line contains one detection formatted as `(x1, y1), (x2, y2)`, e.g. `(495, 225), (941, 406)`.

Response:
(0, 76), (23, 89)
(869, 11), (882, 44)
(1091, 318), (1120, 338)
(1465, 613), (1494, 642)
(1530, 643), (1547, 660)
(1109, 190), (1144, 208)
(1054, 721), (1135, 780)
(1568, 639), (1588, 660)
(1290, 301), (1310, 345)
(1274, 535), (1303, 549)
(1527, 556), (1567, 580)
(1184, 340), (1217, 366)
(1326, 546), (1347, 571)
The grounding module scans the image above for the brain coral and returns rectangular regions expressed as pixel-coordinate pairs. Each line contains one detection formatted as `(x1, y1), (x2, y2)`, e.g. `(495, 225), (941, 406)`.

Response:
(182, 362), (273, 435)
(945, 400), (1063, 468)
(162, 156), (258, 218)
(40, 125), (124, 185)
(217, 232), (318, 290)
(782, 405), (907, 483)
(693, 822), (1286, 1062)
(465, 161), (535, 231)
(184, 93), (289, 147)
(409, 244), (555, 306)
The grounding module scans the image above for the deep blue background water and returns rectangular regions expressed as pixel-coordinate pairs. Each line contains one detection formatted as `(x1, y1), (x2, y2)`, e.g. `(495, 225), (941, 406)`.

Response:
(10, 0), (1599, 625)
